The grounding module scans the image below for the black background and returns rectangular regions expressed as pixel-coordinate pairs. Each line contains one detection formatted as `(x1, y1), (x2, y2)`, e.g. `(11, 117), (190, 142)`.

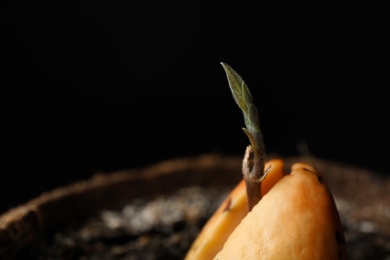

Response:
(1, 1), (387, 214)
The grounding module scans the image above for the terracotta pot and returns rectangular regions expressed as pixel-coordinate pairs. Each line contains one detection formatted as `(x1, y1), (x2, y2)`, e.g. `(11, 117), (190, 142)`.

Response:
(0, 154), (242, 259)
(1, 154), (389, 259)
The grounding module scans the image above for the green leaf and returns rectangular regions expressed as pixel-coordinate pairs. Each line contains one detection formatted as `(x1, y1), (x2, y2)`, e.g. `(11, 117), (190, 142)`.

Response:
(220, 62), (262, 150)
(220, 62), (250, 114)
(221, 62), (267, 210)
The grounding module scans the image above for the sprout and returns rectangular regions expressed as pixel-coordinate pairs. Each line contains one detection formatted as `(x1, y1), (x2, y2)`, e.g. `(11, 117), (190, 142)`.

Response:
(221, 62), (268, 211)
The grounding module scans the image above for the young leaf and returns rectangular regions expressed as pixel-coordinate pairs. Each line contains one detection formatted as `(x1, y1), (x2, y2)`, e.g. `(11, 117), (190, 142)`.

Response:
(220, 62), (267, 211)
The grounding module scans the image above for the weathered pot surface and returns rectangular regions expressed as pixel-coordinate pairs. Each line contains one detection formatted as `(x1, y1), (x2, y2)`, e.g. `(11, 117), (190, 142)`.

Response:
(1, 153), (389, 259)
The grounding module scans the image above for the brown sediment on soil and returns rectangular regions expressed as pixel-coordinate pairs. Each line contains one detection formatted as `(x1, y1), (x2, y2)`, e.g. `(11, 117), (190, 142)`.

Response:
(1, 153), (390, 259)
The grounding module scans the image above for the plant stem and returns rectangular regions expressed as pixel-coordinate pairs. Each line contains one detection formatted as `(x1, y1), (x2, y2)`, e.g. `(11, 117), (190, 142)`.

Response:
(220, 62), (267, 211)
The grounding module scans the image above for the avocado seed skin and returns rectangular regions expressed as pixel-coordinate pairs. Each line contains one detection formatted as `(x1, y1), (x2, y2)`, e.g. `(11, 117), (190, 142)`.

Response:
(184, 159), (285, 260)
(214, 163), (348, 260)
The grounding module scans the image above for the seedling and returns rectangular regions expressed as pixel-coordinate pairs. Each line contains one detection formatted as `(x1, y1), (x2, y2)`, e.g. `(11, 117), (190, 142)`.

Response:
(185, 63), (348, 260)
(220, 62), (268, 211)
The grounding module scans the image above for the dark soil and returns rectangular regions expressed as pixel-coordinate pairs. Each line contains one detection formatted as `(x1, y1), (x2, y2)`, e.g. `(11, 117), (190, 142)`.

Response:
(24, 188), (390, 259)
(4, 155), (390, 260)
(20, 187), (229, 260)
